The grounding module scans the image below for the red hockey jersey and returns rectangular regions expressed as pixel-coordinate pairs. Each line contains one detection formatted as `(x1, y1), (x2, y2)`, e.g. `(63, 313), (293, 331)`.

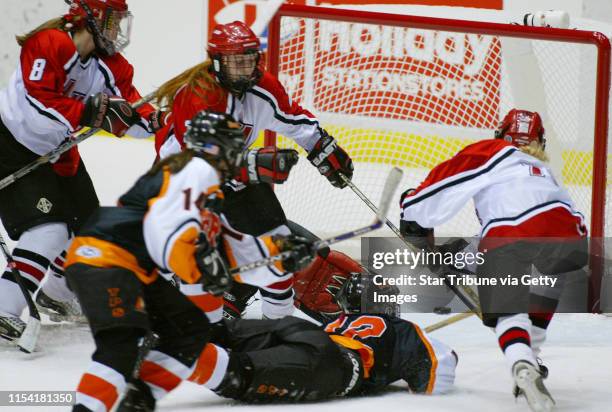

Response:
(157, 71), (322, 158)
(401, 139), (586, 244)
(0, 29), (155, 155)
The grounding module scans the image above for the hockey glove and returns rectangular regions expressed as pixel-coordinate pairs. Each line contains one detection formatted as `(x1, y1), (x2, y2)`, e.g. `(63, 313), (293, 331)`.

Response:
(272, 234), (318, 273)
(148, 110), (168, 133)
(307, 130), (353, 188)
(80, 92), (140, 137)
(399, 219), (434, 251)
(238, 147), (299, 184)
(195, 235), (232, 296)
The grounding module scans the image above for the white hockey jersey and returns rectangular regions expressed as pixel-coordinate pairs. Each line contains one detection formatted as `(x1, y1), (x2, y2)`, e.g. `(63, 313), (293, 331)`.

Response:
(0, 29), (155, 155)
(156, 71), (322, 158)
(401, 139), (586, 246)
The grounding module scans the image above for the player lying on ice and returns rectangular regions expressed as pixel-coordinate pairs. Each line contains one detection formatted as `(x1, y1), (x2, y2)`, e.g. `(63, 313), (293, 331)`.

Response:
(399, 109), (589, 412)
(63, 110), (320, 412)
(152, 20), (354, 321)
(118, 272), (456, 409)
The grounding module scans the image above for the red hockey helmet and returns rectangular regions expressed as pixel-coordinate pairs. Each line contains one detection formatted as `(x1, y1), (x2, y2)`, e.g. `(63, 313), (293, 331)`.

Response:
(495, 109), (546, 149)
(66, 0), (132, 56)
(207, 21), (263, 96)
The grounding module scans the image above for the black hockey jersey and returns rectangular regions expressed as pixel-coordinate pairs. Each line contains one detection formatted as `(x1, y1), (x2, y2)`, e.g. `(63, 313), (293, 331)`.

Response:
(324, 314), (456, 394)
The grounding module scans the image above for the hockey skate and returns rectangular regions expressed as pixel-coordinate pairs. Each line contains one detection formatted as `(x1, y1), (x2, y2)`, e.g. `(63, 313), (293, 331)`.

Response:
(0, 312), (25, 341)
(512, 360), (555, 412)
(117, 380), (155, 412)
(35, 289), (85, 323)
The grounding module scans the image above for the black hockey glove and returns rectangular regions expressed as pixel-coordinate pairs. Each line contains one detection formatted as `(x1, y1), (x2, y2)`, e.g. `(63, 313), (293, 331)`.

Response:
(272, 234), (318, 273)
(195, 235), (232, 296)
(307, 130), (353, 188)
(238, 147), (299, 184)
(399, 219), (434, 251)
(80, 92), (140, 137)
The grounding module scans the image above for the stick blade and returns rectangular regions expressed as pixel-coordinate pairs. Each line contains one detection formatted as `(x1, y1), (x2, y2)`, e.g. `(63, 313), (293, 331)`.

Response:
(377, 167), (403, 221)
(18, 317), (40, 353)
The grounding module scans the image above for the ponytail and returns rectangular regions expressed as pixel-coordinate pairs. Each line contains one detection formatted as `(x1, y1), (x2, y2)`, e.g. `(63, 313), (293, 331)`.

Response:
(154, 60), (223, 110)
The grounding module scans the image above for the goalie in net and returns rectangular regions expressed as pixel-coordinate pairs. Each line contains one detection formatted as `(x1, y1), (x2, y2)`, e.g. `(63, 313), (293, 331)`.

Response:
(119, 272), (456, 407)
(152, 20), (354, 321)
(399, 109), (589, 412)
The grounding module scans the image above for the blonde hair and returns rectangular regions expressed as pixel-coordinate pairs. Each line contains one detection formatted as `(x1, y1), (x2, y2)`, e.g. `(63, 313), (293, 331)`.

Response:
(519, 141), (548, 162)
(16, 16), (84, 46)
(154, 60), (223, 110)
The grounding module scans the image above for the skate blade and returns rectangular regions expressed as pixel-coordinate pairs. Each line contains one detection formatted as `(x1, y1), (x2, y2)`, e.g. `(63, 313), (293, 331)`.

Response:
(515, 368), (555, 412)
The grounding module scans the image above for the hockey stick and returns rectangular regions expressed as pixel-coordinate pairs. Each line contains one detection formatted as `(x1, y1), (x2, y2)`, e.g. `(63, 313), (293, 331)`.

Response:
(0, 233), (40, 353)
(339, 173), (482, 319)
(229, 167), (403, 275)
(0, 92), (156, 353)
(0, 91), (156, 191)
(424, 312), (475, 333)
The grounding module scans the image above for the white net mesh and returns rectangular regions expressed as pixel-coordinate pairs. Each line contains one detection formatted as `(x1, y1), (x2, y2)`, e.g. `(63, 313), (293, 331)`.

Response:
(271, 16), (610, 244)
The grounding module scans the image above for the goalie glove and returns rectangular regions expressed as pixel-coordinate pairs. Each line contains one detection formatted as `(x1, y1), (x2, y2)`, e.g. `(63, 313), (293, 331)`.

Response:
(272, 234), (317, 273)
(238, 147), (299, 184)
(80, 92), (140, 137)
(195, 234), (232, 296)
(293, 250), (362, 323)
(307, 130), (353, 188)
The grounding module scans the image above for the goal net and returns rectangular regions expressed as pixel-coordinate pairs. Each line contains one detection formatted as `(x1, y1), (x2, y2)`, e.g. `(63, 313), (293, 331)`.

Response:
(265, 4), (611, 309)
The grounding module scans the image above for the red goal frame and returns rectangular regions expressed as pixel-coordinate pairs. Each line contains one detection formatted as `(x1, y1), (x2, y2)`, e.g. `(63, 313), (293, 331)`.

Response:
(265, 3), (611, 312)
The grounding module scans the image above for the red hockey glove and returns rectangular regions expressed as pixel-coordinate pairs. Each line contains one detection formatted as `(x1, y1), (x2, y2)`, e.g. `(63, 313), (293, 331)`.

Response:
(80, 92), (140, 137)
(293, 250), (362, 323)
(51, 145), (81, 177)
(238, 147), (299, 184)
(307, 130), (353, 188)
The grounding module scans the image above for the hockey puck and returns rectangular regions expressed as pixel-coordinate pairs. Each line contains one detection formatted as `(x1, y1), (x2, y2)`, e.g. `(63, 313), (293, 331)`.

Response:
(433, 306), (451, 315)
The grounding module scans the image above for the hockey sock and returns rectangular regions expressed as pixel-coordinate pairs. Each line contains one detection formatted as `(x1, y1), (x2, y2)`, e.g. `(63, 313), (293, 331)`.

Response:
(260, 287), (295, 319)
(495, 314), (537, 372)
(0, 222), (69, 316)
(40, 250), (77, 302)
(74, 328), (140, 411)
(187, 343), (230, 389)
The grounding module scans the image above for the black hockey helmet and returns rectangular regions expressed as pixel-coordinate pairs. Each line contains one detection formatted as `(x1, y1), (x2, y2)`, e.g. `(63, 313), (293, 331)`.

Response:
(335, 271), (400, 317)
(184, 111), (245, 176)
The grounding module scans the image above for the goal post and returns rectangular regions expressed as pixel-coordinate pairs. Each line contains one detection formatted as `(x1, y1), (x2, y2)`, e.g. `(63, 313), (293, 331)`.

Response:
(265, 3), (610, 312)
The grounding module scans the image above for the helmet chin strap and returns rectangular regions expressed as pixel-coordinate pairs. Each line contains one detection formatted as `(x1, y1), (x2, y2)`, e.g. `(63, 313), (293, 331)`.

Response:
(78, 0), (116, 56)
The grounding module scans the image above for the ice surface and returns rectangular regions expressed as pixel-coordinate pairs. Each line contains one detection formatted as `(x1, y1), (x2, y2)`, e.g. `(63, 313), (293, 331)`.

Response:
(0, 137), (610, 411)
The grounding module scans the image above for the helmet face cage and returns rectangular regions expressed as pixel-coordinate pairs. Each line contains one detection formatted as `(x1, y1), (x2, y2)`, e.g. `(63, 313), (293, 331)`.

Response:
(212, 49), (262, 96)
(335, 272), (401, 317)
(335, 272), (365, 314)
(74, 0), (132, 56)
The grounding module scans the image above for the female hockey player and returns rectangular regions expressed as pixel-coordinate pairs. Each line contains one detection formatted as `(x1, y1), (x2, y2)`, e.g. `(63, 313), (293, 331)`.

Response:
(65, 110), (316, 412)
(399, 109), (588, 412)
(119, 272), (455, 407)
(153, 20), (354, 320)
(0, 0), (162, 340)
